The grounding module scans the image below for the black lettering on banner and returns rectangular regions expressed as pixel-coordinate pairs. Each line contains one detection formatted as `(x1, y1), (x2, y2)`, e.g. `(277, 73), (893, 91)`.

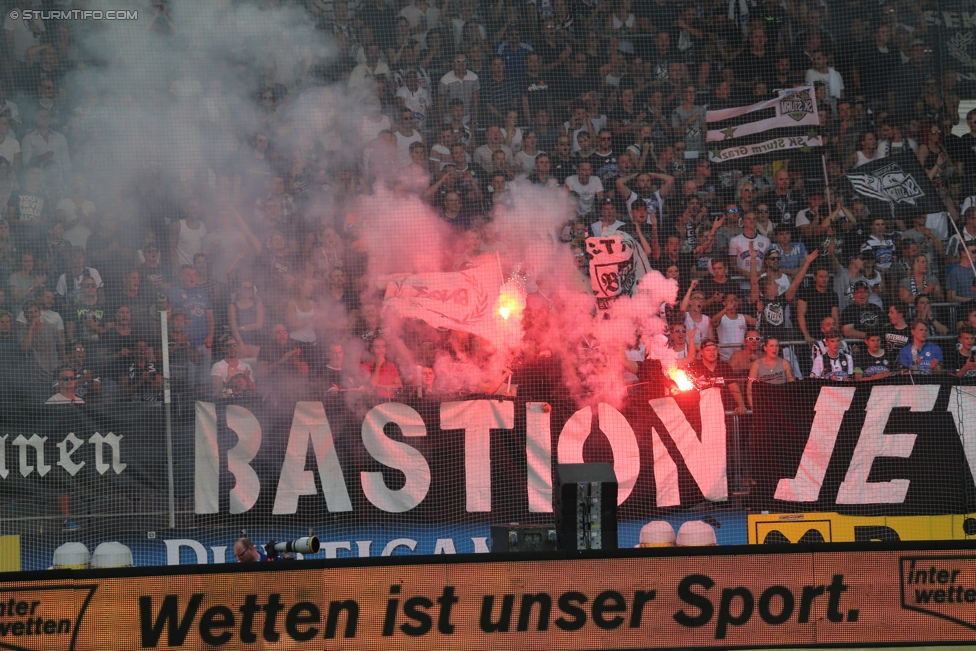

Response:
(758, 586), (794, 625)
(325, 600), (359, 639)
(554, 592), (588, 631)
(139, 594), (204, 648)
(599, 239), (616, 254)
(284, 602), (320, 641)
(400, 596), (434, 636)
(592, 591), (626, 630)
(199, 606), (234, 646)
(674, 575), (715, 627)
(382, 585), (401, 637)
(262, 594), (284, 642)
(517, 593), (552, 631)
(480, 594), (515, 633)
(630, 590), (657, 628)
(715, 587), (753, 639)
(238, 595), (260, 643)
(797, 585), (825, 624)
(436, 587), (459, 634)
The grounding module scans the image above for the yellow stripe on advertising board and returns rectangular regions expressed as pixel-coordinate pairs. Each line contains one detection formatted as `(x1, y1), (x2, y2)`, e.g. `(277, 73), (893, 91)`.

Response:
(747, 513), (976, 545)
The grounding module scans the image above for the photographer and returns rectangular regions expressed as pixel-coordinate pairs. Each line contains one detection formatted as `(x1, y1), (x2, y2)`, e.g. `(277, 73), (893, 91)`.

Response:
(233, 537), (268, 563)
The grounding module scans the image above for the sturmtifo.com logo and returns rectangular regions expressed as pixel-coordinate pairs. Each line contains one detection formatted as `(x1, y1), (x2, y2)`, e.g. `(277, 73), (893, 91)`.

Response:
(9, 9), (138, 20)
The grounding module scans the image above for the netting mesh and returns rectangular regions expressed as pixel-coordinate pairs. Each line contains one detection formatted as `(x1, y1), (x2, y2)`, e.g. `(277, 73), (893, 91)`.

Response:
(1, 0), (976, 571)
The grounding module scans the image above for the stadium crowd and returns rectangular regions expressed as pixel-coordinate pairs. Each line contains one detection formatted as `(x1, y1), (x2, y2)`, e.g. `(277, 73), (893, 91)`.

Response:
(0, 0), (975, 409)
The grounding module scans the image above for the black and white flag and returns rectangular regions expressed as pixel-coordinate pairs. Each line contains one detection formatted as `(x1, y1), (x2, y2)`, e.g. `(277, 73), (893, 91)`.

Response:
(844, 156), (946, 222)
(706, 86), (822, 163)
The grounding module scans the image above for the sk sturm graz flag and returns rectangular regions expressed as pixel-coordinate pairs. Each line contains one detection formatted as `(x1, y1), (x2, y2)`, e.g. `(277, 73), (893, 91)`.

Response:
(706, 86), (822, 163)
(844, 155), (946, 221)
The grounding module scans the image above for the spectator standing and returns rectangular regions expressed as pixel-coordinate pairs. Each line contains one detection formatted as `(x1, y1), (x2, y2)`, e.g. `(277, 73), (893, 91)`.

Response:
(670, 85), (705, 153)
(438, 53), (480, 126)
(564, 161), (604, 217)
(168, 265), (214, 394)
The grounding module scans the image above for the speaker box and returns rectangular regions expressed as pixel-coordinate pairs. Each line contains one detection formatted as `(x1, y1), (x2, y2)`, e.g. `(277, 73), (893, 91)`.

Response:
(490, 525), (558, 553)
(554, 463), (618, 551)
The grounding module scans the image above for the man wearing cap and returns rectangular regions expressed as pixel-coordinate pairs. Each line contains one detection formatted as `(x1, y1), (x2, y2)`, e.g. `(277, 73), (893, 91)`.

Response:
(687, 338), (747, 413)
(888, 40), (934, 120)
(840, 280), (885, 339)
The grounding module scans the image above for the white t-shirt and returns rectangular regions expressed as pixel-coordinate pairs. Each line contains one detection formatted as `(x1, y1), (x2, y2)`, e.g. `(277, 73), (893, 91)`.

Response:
(565, 175), (604, 215)
(716, 314), (746, 361)
(56, 198), (96, 249)
(395, 85), (433, 128)
(728, 233), (771, 273)
(684, 312), (710, 345)
(0, 135), (20, 166)
(805, 67), (844, 99)
(211, 359), (254, 385)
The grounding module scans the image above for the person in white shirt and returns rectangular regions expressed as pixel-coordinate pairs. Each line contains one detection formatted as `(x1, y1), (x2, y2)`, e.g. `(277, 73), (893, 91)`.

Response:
(399, 0), (439, 47)
(564, 161), (604, 216)
(846, 131), (885, 170)
(394, 68), (432, 130)
(21, 108), (70, 184)
(805, 51), (844, 100)
(0, 115), (20, 171)
(590, 198), (625, 236)
(438, 53), (480, 125)
(348, 44), (391, 94)
(711, 293), (755, 361)
(728, 210), (771, 278)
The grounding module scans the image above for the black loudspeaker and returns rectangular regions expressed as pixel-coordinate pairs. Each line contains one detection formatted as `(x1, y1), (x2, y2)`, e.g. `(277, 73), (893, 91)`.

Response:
(554, 463), (618, 551)
(490, 525), (558, 553)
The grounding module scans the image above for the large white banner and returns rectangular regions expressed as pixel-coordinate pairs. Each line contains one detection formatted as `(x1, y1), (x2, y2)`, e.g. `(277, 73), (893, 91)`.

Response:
(709, 134), (823, 163)
(383, 261), (505, 342)
(706, 86), (819, 142)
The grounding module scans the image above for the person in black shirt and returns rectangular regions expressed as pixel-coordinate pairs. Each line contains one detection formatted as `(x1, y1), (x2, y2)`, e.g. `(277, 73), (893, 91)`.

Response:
(840, 281), (885, 339)
(687, 338), (747, 414)
(796, 269), (840, 344)
(853, 331), (895, 381)
(698, 259), (740, 318)
(885, 302), (912, 353)
(549, 136), (576, 183)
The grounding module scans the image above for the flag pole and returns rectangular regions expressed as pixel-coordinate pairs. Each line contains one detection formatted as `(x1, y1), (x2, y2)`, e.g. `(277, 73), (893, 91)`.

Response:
(821, 155), (833, 215)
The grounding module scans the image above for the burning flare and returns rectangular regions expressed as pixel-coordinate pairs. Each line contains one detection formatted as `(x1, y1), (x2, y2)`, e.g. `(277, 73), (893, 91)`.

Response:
(669, 368), (694, 393)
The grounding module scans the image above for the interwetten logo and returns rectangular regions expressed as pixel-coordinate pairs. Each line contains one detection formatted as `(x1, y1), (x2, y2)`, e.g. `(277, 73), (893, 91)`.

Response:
(0, 585), (96, 651)
(901, 556), (976, 629)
